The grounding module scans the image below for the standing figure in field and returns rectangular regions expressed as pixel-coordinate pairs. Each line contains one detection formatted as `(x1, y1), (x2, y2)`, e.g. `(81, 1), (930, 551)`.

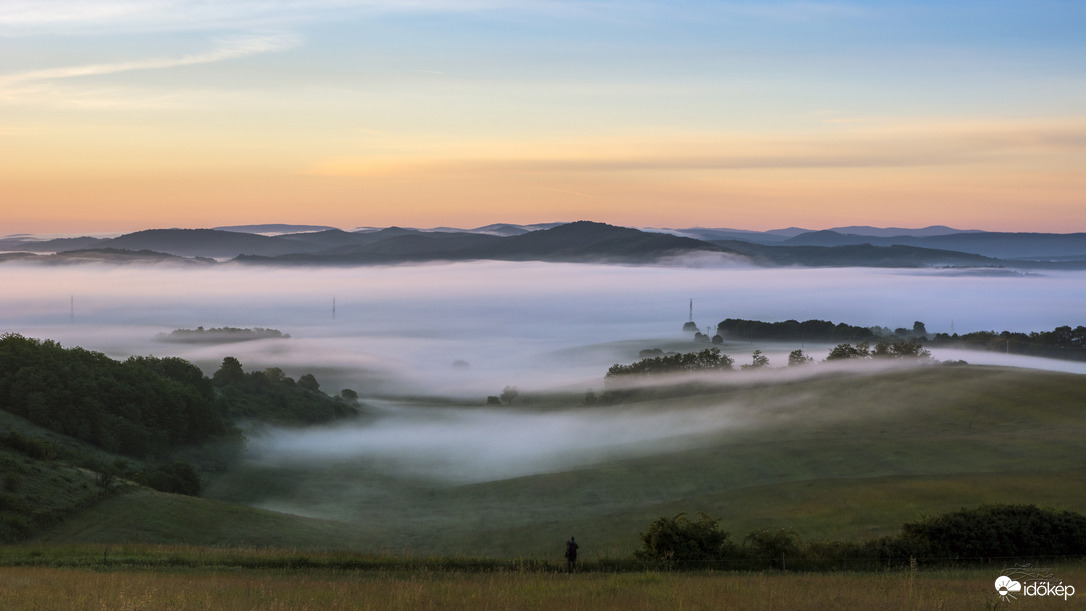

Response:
(565, 536), (579, 573)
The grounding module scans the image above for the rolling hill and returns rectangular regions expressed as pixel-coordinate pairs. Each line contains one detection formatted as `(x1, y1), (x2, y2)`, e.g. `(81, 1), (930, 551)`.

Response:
(8, 362), (1084, 558)
(3, 221), (1085, 268)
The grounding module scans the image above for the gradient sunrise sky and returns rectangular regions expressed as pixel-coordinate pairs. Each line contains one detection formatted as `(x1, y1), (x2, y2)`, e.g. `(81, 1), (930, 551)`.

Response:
(2, 1), (1083, 234)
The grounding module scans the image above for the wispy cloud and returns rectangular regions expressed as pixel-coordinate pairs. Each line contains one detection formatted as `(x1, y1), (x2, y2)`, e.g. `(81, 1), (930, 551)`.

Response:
(307, 120), (1086, 177)
(0, 33), (299, 87)
(0, 0), (545, 35)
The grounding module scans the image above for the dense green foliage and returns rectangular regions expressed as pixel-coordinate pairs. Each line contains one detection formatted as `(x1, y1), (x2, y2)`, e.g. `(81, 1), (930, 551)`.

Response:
(635, 513), (737, 567)
(930, 325), (1086, 361)
(826, 340), (930, 360)
(636, 505), (1086, 571)
(211, 358), (359, 425)
(0, 334), (228, 458)
(900, 504), (1086, 559)
(605, 348), (733, 379)
(717, 318), (878, 341)
(0, 334), (362, 543)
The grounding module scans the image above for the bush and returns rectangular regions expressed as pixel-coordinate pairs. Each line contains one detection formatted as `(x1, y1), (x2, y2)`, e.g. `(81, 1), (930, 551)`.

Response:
(744, 528), (799, 569)
(635, 512), (736, 568)
(900, 504), (1086, 559)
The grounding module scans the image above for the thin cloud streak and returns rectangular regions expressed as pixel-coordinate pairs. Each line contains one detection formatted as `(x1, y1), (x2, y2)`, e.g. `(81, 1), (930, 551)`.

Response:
(0, 0), (555, 34)
(0, 33), (300, 87)
(307, 120), (1086, 176)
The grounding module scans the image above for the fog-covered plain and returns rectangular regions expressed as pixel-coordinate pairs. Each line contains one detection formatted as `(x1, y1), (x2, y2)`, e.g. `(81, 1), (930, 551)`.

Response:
(3, 262), (1084, 497)
(4, 262), (1084, 393)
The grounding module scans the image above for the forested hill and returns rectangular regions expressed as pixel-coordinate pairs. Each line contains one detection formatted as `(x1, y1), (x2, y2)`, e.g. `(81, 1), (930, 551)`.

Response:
(3, 221), (1084, 268)
(0, 334), (360, 459)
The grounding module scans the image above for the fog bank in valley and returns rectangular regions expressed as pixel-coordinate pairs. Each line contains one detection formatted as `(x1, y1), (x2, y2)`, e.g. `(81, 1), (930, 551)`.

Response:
(2, 262), (1084, 396)
(3, 262), (1084, 494)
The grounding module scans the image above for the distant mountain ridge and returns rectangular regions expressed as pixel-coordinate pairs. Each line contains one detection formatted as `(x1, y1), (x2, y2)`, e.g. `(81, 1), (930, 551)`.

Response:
(1, 221), (1084, 269)
(234, 221), (733, 265)
(782, 230), (1086, 259)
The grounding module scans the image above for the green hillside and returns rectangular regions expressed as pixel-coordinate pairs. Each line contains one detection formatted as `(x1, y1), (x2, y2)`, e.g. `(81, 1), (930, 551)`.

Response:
(31, 489), (376, 550)
(11, 362), (1086, 559)
(199, 365), (1086, 557)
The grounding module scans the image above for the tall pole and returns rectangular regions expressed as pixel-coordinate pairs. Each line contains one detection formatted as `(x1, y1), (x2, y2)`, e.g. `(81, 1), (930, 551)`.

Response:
(689, 298), (693, 322)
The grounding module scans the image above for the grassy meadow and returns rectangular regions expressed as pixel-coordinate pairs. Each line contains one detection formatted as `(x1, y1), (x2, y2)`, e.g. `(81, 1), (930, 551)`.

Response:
(3, 361), (1086, 608)
(1, 555), (1083, 610)
(19, 363), (1086, 561)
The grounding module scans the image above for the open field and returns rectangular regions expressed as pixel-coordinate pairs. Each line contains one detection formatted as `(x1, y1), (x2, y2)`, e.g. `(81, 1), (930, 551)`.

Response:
(1, 555), (1083, 610)
(25, 364), (1086, 561)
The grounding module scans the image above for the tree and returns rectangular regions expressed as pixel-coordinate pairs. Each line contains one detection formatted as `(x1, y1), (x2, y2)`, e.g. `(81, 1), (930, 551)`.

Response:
(635, 512), (736, 568)
(741, 350), (770, 370)
(912, 321), (928, 337)
(340, 388), (359, 404)
(500, 386), (519, 404)
(212, 356), (245, 386)
(872, 339), (931, 359)
(744, 528), (799, 569)
(787, 349), (813, 366)
(297, 373), (320, 392)
(826, 343), (870, 360)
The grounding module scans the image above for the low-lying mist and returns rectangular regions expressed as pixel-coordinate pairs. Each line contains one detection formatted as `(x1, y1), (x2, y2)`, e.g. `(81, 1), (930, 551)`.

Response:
(5, 260), (1083, 529)
(246, 398), (744, 484)
(3, 262), (1083, 398)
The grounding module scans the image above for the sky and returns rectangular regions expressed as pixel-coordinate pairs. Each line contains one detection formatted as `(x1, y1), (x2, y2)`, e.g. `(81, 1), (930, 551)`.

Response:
(1, 1), (1084, 234)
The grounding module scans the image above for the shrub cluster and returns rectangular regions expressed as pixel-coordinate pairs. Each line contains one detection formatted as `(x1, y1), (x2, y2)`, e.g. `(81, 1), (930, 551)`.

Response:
(606, 348), (733, 379)
(636, 505), (1086, 571)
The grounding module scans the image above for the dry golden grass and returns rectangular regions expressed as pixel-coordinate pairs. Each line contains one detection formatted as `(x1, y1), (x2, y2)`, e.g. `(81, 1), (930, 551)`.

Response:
(2, 564), (1084, 610)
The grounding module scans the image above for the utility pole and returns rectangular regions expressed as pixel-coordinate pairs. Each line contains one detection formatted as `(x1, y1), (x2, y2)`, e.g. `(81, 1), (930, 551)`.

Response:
(689, 298), (693, 322)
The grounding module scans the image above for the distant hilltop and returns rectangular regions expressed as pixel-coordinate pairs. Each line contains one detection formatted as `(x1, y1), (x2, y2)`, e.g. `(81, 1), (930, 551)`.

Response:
(1, 221), (1084, 270)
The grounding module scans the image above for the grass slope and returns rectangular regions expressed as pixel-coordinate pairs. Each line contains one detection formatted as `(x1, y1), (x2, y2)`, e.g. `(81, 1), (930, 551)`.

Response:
(10, 564), (1084, 610)
(27, 365), (1086, 559)
(32, 489), (377, 550)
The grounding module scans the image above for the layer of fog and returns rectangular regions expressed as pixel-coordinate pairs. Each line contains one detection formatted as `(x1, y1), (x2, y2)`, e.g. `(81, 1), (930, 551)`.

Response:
(4, 261), (1083, 501)
(244, 359), (937, 486)
(247, 399), (742, 484)
(2, 262), (1083, 398)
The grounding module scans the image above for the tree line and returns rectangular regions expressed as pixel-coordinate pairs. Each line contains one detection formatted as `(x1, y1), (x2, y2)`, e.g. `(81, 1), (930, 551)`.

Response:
(929, 326), (1086, 362)
(607, 339), (931, 381)
(714, 318), (919, 342)
(636, 504), (1086, 571)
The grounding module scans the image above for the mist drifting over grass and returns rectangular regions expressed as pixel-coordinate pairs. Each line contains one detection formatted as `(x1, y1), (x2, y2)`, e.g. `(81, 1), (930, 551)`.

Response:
(246, 398), (743, 484)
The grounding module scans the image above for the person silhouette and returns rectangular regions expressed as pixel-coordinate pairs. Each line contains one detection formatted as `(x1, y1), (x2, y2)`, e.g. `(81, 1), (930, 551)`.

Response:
(564, 536), (579, 573)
